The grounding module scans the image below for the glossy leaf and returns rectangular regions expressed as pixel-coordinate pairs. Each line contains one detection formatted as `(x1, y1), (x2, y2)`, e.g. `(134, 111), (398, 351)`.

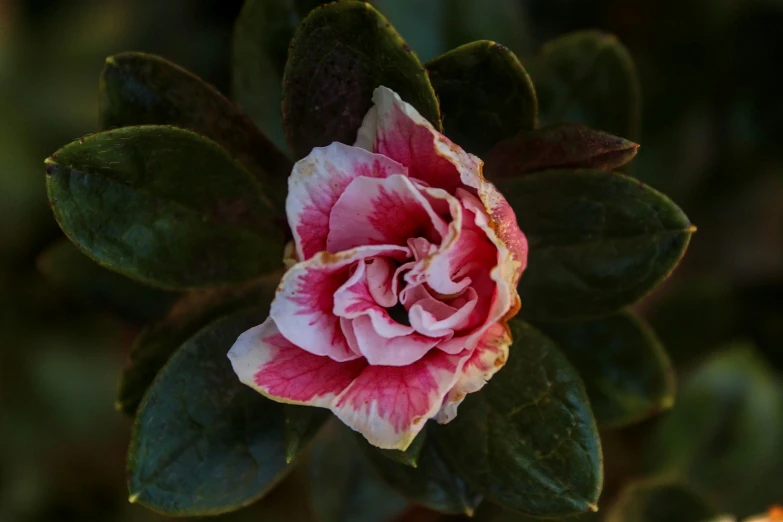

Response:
(605, 479), (718, 522)
(116, 274), (280, 416)
(484, 123), (638, 180)
(535, 311), (675, 428)
(531, 30), (640, 141)
(37, 238), (177, 323)
(375, 428), (427, 468)
(500, 169), (694, 320)
(427, 40), (537, 157)
(647, 346), (783, 514)
(436, 319), (602, 517)
(309, 421), (408, 522)
(365, 432), (482, 515)
(45, 125), (284, 290)
(283, 405), (330, 463)
(282, 1), (441, 159)
(127, 308), (291, 515)
(100, 52), (291, 209)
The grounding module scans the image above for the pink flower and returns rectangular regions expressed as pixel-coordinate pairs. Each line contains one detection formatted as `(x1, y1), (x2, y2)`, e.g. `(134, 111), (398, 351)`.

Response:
(228, 86), (527, 450)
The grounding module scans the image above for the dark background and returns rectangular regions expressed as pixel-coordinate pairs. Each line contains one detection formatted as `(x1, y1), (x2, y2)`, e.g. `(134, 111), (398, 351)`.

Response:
(1, 0), (781, 520)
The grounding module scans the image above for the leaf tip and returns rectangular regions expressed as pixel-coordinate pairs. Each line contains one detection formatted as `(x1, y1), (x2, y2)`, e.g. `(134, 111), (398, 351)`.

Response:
(128, 492), (141, 504)
(588, 503), (599, 512)
(105, 55), (118, 67)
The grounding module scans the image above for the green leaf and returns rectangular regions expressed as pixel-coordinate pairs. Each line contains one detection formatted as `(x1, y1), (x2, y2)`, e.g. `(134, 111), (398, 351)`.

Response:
(499, 169), (694, 320)
(283, 405), (330, 463)
(605, 479), (718, 522)
(309, 421), (409, 522)
(37, 238), (177, 323)
(534, 311), (675, 428)
(365, 431), (482, 515)
(116, 274), (280, 416)
(646, 345), (783, 514)
(100, 52), (291, 210)
(374, 427), (427, 468)
(282, 1), (441, 159)
(472, 502), (601, 522)
(45, 125), (284, 290)
(531, 30), (640, 141)
(484, 123), (638, 180)
(426, 40), (537, 157)
(127, 308), (291, 515)
(435, 319), (602, 517)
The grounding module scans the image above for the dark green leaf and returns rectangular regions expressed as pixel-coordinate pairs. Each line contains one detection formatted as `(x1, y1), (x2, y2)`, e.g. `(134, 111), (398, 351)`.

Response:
(646, 346), (783, 514)
(484, 123), (638, 180)
(283, 405), (330, 463)
(37, 238), (177, 323)
(100, 52), (291, 210)
(309, 421), (409, 522)
(534, 311), (675, 428)
(472, 502), (601, 522)
(374, 427), (427, 468)
(436, 319), (602, 517)
(45, 125), (284, 290)
(282, 1), (441, 159)
(531, 31), (640, 141)
(365, 431), (482, 515)
(426, 40), (537, 157)
(444, 0), (532, 59)
(116, 274), (280, 416)
(500, 169), (694, 320)
(605, 479), (718, 522)
(127, 308), (290, 515)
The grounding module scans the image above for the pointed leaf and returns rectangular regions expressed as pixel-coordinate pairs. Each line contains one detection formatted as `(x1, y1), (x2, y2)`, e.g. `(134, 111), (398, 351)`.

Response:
(531, 31), (640, 141)
(484, 123), (638, 180)
(375, 428), (427, 468)
(127, 308), (291, 515)
(500, 169), (694, 320)
(426, 40), (537, 157)
(116, 274), (280, 416)
(37, 238), (177, 323)
(283, 1), (441, 159)
(283, 405), (330, 463)
(45, 126), (284, 290)
(365, 432), (482, 515)
(535, 311), (675, 428)
(605, 479), (718, 522)
(101, 52), (291, 210)
(436, 319), (602, 517)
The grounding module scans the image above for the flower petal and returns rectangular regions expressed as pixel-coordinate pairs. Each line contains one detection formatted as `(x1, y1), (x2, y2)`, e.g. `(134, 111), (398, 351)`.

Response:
(348, 315), (441, 366)
(477, 181), (528, 285)
(333, 349), (466, 449)
(327, 174), (447, 253)
(435, 322), (511, 423)
(228, 317), (366, 407)
(355, 86), (481, 193)
(271, 245), (409, 362)
(287, 142), (406, 260)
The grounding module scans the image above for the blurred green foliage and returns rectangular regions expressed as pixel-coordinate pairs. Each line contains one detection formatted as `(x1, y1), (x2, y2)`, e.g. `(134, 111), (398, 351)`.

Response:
(2, 0), (783, 521)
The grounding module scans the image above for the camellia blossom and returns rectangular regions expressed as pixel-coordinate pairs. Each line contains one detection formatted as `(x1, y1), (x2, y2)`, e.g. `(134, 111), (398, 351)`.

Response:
(228, 86), (527, 450)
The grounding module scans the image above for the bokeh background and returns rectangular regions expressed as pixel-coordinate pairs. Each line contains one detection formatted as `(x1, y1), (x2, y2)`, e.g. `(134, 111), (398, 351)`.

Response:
(1, 0), (781, 521)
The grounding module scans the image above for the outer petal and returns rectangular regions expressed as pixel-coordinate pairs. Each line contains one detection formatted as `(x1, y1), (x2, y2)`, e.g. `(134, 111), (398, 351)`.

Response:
(228, 317), (367, 407)
(435, 322), (511, 423)
(333, 349), (467, 449)
(287, 142), (406, 260)
(355, 86), (482, 194)
(271, 245), (409, 362)
(477, 180), (528, 285)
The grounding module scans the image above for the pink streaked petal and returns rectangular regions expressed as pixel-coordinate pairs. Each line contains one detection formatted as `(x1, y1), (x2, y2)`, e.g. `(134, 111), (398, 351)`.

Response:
(327, 174), (447, 253)
(333, 349), (466, 449)
(408, 287), (479, 338)
(271, 245), (409, 362)
(228, 317), (367, 407)
(366, 257), (397, 307)
(287, 142), (407, 260)
(333, 260), (413, 338)
(355, 86), (482, 194)
(351, 315), (442, 366)
(435, 322), (511, 423)
(477, 181), (528, 285)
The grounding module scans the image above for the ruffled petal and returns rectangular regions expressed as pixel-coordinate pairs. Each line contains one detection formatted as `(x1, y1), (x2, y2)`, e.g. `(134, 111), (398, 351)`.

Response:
(287, 142), (406, 260)
(228, 317), (367, 407)
(435, 322), (511, 423)
(477, 181), (528, 285)
(348, 315), (441, 366)
(355, 86), (482, 194)
(271, 245), (409, 362)
(332, 349), (466, 449)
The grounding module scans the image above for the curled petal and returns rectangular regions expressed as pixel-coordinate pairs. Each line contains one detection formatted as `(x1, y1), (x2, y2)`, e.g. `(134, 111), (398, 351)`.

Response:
(347, 315), (441, 367)
(271, 245), (409, 362)
(477, 181), (528, 285)
(287, 142), (406, 260)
